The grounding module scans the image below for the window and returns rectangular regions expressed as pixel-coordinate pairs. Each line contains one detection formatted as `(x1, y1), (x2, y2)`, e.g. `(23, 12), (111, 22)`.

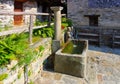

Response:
(84, 15), (100, 26)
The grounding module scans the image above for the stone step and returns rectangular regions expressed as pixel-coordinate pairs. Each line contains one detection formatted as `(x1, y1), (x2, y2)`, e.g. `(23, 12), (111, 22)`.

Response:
(34, 70), (87, 84)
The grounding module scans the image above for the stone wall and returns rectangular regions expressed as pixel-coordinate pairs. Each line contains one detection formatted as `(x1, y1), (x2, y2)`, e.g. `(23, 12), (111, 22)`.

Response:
(23, 1), (37, 25)
(37, 5), (42, 21)
(0, 0), (38, 27)
(0, 0), (14, 27)
(67, 0), (120, 27)
(0, 38), (52, 84)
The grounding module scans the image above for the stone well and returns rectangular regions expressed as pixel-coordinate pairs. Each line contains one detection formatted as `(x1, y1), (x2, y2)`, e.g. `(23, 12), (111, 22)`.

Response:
(54, 39), (88, 78)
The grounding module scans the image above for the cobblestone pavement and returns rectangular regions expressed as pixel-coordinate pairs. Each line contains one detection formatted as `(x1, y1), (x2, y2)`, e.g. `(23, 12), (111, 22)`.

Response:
(87, 46), (120, 84)
(34, 45), (120, 84)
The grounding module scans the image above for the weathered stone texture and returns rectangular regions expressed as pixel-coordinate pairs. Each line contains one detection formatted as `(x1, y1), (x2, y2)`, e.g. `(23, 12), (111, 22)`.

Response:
(88, 0), (120, 8)
(23, 1), (37, 25)
(67, 0), (120, 27)
(0, 38), (52, 84)
(0, 0), (37, 27)
(54, 40), (88, 78)
(0, 0), (14, 27)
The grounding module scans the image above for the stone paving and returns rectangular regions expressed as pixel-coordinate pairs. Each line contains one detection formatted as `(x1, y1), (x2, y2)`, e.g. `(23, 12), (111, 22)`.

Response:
(87, 46), (120, 84)
(34, 71), (86, 84)
(34, 45), (120, 84)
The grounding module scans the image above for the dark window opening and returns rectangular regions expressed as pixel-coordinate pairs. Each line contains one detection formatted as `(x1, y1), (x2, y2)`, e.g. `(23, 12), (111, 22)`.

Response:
(84, 15), (100, 26)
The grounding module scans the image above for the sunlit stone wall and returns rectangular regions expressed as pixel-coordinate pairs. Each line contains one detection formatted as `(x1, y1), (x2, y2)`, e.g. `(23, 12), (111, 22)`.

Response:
(0, 0), (38, 27)
(0, 0), (14, 27)
(67, 0), (120, 27)
(23, 1), (37, 25)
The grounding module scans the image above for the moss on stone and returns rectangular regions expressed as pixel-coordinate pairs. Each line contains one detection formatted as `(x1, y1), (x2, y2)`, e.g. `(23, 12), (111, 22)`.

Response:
(62, 41), (85, 54)
(17, 72), (22, 79)
(28, 70), (32, 77)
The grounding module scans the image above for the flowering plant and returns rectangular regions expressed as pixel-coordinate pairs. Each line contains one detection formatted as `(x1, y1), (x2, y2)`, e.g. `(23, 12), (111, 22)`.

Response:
(61, 25), (65, 30)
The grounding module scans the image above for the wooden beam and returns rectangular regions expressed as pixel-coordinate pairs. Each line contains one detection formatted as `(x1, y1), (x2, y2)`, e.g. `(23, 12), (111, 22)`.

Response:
(29, 15), (33, 44)
(0, 12), (49, 15)
(0, 12), (66, 16)
(0, 23), (54, 36)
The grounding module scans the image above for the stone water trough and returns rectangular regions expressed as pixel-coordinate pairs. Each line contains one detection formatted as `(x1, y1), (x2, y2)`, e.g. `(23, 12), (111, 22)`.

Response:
(54, 39), (88, 78)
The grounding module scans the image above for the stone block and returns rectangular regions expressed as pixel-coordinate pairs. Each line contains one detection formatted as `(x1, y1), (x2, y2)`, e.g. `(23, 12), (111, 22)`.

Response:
(52, 40), (60, 53)
(54, 39), (88, 78)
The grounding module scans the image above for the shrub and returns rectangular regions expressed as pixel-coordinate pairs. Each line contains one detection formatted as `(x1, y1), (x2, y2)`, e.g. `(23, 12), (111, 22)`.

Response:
(66, 19), (73, 27)
(0, 74), (8, 81)
(33, 26), (54, 38)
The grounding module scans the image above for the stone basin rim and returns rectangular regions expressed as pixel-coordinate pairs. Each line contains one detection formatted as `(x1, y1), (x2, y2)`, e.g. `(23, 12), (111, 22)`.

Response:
(56, 39), (88, 57)
(56, 49), (87, 57)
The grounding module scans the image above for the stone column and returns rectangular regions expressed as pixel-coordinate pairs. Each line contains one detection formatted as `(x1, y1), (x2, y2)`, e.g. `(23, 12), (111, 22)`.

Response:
(50, 6), (63, 41)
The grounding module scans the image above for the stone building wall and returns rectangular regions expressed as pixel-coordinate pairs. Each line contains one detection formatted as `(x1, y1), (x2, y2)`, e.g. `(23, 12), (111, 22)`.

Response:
(67, 0), (120, 27)
(0, 0), (38, 27)
(23, 1), (37, 25)
(0, 0), (14, 27)
(37, 5), (42, 21)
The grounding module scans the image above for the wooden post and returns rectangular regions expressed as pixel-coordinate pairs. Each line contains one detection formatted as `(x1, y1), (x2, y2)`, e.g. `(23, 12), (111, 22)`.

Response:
(24, 65), (28, 84)
(29, 15), (33, 44)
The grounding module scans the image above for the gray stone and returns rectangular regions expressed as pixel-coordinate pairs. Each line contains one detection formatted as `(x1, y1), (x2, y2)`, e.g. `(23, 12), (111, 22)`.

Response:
(67, 0), (120, 27)
(54, 39), (88, 78)
(34, 70), (86, 84)
(52, 40), (60, 53)
(62, 76), (78, 84)
(0, 0), (37, 27)
(50, 7), (63, 41)
(87, 45), (120, 84)
(103, 81), (116, 84)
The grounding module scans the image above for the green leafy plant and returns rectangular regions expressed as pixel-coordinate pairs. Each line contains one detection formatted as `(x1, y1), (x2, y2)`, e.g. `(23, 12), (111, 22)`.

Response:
(34, 19), (42, 26)
(0, 33), (33, 67)
(28, 70), (32, 77)
(17, 49), (35, 66)
(62, 17), (67, 23)
(0, 73), (8, 81)
(29, 80), (34, 84)
(0, 32), (47, 84)
(66, 19), (73, 27)
(39, 45), (45, 52)
(34, 19), (48, 26)
(33, 26), (54, 38)
(4, 25), (10, 30)
(17, 72), (22, 79)
(0, 32), (46, 68)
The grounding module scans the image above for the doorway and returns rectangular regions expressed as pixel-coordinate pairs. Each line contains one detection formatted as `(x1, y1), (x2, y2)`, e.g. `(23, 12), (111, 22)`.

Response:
(14, 1), (23, 25)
